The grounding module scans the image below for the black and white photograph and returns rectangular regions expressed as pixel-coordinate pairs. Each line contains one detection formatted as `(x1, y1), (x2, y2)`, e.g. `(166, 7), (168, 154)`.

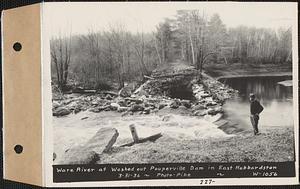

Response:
(44, 2), (298, 185)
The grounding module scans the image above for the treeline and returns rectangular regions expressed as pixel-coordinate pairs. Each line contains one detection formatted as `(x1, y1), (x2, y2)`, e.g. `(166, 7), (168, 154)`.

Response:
(51, 10), (292, 91)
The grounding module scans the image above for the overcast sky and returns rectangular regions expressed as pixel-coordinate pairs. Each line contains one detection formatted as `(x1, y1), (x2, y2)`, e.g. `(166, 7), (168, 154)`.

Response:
(43, 2), (297, 37)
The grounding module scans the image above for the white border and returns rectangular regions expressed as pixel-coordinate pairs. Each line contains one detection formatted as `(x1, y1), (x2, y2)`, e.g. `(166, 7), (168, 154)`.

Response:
(41, 2), (54, 186)
(41, 2), (299, 187)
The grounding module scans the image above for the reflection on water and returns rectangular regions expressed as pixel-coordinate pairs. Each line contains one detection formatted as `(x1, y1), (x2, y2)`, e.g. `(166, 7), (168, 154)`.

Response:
(220, 76), (293, 128)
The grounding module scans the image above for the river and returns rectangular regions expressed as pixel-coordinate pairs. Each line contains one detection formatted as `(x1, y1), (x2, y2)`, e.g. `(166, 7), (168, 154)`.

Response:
(220, 75), (293, 130)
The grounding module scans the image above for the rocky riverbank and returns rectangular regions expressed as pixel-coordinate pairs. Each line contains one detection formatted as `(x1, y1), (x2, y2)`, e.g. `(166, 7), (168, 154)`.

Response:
(52, 74), (238, 121)
(52, 62), (295, 165)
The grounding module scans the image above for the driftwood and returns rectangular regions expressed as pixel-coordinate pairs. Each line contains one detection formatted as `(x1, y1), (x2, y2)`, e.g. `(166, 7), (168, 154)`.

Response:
(151, 72), (196, 79)
(120, 133), (163, 147)
(72, 88), (96, 94)
(144, 75), (155, 80)
(133, 80), (150, 94)
(120, 124), (162, 147)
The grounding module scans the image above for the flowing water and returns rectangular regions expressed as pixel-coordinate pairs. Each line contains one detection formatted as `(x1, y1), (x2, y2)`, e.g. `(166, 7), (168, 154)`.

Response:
(220, 75), (293, 130)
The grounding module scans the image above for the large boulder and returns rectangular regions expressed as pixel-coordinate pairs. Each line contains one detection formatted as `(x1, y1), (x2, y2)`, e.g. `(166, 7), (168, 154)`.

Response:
(85, 127), (119, 154)
(169, 100), (181, 109)
(158, 103), (167, 110)
(59, 127), (119, 164)
(181, 100), (191, 108)
(206, 108), (217, 115)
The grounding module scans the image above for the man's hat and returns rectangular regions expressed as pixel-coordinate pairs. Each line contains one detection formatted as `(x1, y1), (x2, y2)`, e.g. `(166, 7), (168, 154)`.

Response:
(249, 93), (255, 98)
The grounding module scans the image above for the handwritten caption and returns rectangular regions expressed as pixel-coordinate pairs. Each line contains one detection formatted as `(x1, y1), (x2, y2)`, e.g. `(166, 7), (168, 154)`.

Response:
(53, 162), (294, 182)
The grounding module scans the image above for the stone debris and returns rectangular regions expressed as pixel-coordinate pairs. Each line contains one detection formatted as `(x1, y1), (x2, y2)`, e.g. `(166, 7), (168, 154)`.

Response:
(52, 65), (238, 119)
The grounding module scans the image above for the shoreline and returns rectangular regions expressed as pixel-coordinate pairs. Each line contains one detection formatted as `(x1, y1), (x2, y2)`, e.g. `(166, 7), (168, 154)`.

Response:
(98, 125), (294, 164)
(215, 72), (292, 80)
(53, 110), (294, 164)
(52, 63), (295, 164)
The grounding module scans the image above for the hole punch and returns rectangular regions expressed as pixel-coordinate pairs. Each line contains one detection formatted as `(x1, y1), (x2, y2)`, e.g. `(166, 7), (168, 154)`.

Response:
(14, 145), (23, 154)
(13, 42), (22, 51)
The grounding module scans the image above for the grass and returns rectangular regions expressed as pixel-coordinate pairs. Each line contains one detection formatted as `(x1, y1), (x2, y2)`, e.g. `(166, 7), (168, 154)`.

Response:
(99, 126), (295, 163)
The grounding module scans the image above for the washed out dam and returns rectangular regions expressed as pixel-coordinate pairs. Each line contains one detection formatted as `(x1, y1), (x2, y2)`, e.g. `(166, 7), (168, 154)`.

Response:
(50, 10), (294, 164)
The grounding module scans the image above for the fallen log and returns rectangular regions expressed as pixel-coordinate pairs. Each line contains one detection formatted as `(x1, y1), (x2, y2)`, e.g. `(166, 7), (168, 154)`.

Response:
(99, 90), (118, 96)
(120, 133), (162, 147)
(72, 88), (96, 94)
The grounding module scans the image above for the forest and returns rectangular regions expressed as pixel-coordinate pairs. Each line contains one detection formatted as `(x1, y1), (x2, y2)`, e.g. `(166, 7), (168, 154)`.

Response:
(50, 10), (292, 91)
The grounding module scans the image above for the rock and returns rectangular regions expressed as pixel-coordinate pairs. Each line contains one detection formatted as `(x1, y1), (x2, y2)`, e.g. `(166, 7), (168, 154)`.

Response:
(205, 97), (214, 102)
(158, 103), (167, 110)
(74, 106), (82, 114)
(81, 116), (89, 120)
(110, 103), (120, 109)
(116, 99), (127, 107)
(149, 104), (156, 110)
(206, 101), (218, 106)
(91, 100), (98, 106)
(117, 106), (128, 113)
(170, 100), (181, 109)
(143, 108), (151, 114)
(162, 115), (174, 122)
(100, 105), (111, 111)
(193, 104), (206, 111)
(130, 104), (145, 112)
(106, 94), (113, 100)
(135, 99), (143, 104)
(85, 127), (119, 154)
(58, 146), (100, 164)
(201, 92), (211, 98)
(89, 107), (102, 113)
(193, 110), (206, 116)
(214, 106), (223, 113)
(109, 105), (118, 111)
(181, 100), (191, 108)
(207, 108), (217, 115)
(52, 101), (61, 109)
(53, 107), (71, 117)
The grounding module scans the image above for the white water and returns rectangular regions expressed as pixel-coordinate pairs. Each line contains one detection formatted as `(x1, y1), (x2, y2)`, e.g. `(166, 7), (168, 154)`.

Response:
(53, 111), (232, 162)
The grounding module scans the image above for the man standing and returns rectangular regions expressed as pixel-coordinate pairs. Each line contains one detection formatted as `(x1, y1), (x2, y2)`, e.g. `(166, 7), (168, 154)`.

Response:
(249, 93), (264, 135)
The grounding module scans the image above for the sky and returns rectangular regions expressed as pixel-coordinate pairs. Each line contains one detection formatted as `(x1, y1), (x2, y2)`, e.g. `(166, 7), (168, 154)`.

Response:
(43, 2), (297, 38)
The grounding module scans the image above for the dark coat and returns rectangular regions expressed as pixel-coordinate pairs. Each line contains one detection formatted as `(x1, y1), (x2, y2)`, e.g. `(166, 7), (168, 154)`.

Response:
(250, 100), (264, 115)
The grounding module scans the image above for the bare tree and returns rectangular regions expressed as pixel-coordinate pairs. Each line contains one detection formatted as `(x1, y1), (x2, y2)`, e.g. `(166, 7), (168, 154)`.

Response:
(51, 33), (72, 91)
